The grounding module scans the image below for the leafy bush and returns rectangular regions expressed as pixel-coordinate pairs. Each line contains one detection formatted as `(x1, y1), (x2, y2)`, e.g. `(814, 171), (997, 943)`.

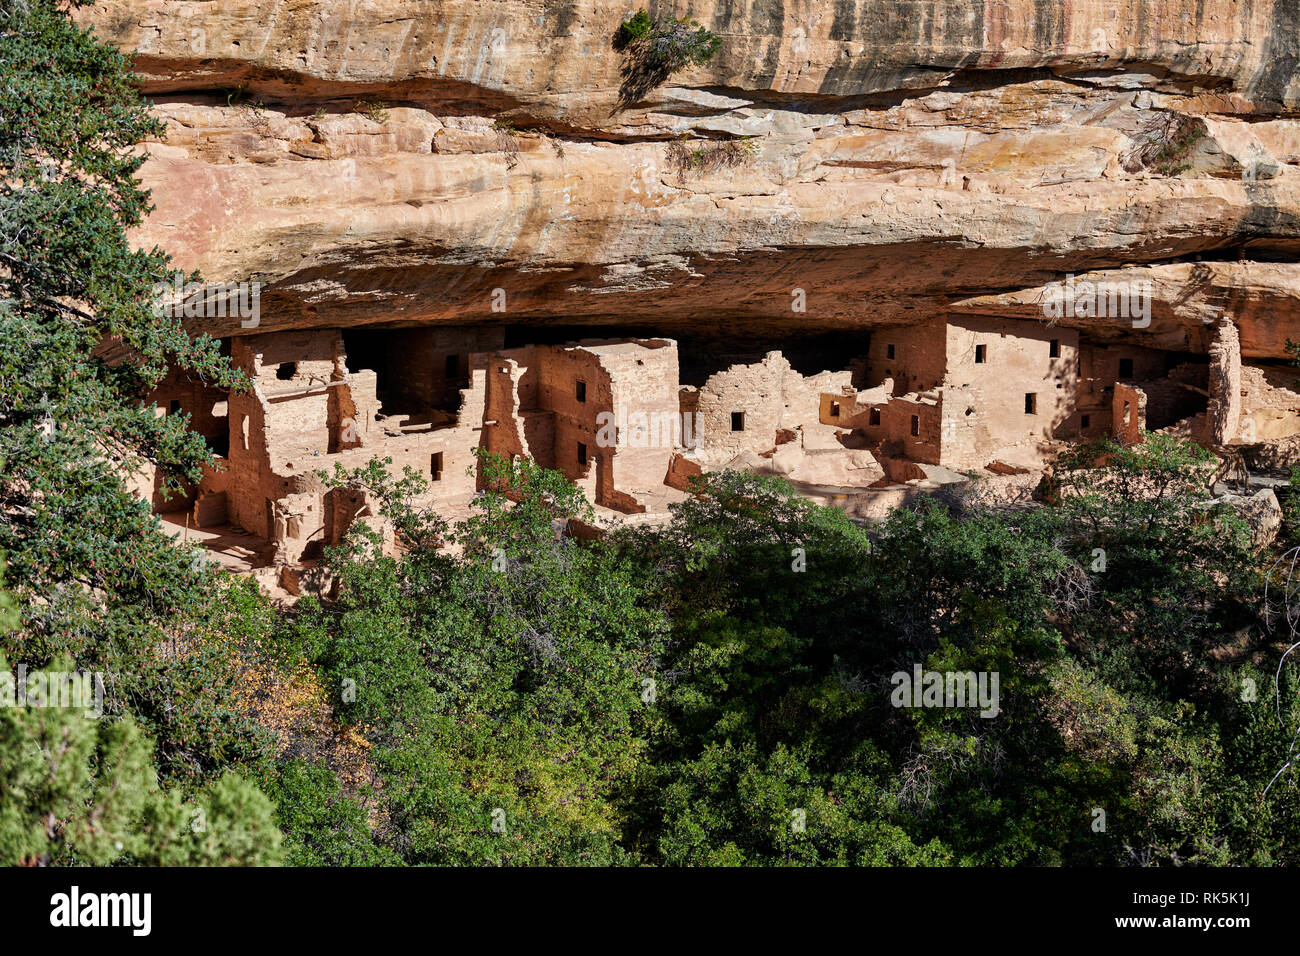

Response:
(616, 10), (722, 103)
(353, 98), (389, 124)
(617, 9), (655, 43)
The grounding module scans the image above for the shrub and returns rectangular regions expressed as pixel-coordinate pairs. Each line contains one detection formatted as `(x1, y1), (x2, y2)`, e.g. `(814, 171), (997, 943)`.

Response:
(666, 137), (758, 177)
(492, 119), (521, 169)
(640, 17), (721, 72)
(617, 9), (655, 43)
(616, 10), (721, 103)
(353, 98), (389, 124)
(1122, 113), (1207, 176)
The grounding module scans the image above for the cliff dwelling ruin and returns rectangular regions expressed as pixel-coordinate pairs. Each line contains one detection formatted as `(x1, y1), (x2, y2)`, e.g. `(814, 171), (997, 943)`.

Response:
(141, 311), (1300, 590)
(71, 0), (1300, 592)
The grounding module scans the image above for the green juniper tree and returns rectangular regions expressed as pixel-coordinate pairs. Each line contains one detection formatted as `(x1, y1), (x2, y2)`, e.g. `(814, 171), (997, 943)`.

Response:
(273, 453), (666, 865)
(616, 9), (722, 104)
(0, 1), (274, 790)
(0, 655), (282, 866)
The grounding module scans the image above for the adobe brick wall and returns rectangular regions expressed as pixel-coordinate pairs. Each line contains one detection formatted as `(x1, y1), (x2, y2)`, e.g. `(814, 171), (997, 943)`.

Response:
(361, 325), (505, 413)
(1207, 318), (1243, 444)
(693, 351), (789, 460)
(860, 319), (947, 394)
(1113, 383), (1148, 445)
(940, 317), (1079, 468)
(483, 339), (679, 513)
(600, 340), (679, 507)
(1240, 362), (1300, 441)
(1077, 341), (1167, 436)
(694, 351), (851, 462)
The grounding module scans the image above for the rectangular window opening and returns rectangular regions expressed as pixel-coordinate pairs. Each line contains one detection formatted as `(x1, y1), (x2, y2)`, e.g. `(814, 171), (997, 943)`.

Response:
(1049, 339), (1060, 358)
(1025, 393), (1037, 415)
(577, 441), (588, 466)
(910, 415), (920, 437)
(974, 344), (987, 364)
(430, 452), (443, 481)
(730, 411), (745, 432)
(576, 380), (587, 403)
(1118, 357), (1134, 379)
(869, 408), (881, 427)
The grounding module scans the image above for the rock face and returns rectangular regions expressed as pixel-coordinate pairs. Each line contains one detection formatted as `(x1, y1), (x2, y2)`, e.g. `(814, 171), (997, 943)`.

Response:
(1205, 488), (1285, 550)
(73, 1), (1300, 569)
(71, 1), (1300, 353)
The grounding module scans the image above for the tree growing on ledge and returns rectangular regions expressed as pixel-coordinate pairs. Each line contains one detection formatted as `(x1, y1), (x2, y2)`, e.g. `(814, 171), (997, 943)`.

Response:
(616, 9), (722, 105)
(0, 1), (271, 789)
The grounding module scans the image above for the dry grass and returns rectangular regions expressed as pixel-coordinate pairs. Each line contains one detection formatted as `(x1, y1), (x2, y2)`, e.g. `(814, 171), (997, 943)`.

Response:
(665, 137), (758, 178)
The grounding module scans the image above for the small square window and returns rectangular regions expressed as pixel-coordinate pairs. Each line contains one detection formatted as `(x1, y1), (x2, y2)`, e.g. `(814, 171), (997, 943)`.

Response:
(869, 408), (881, 427)
(886, 344), (896, 359)
(1080, 414), (1091, 429)
(731, 412), (745, 432)
(975, 344), (986, 364)
(168, 399), (182, 415)
(1118, 357), (1134, 379)
(1049, 339), (1060, 358)
(577, 442), (588, 466)
(576, 380), (586, 403)
(910, 415), (920, 437)
(1025, 393), (1037, 415)
(829, 401), (841, 418)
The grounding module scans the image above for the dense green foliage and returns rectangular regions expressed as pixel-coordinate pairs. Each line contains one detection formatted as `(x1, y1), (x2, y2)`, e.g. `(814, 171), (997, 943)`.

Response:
(0, 0), (278, 862)
(273, 454), (664, 864)
(261, 441), (1300, 866)
(0, 648), (281, 866)
(617, 10), (722, 71)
